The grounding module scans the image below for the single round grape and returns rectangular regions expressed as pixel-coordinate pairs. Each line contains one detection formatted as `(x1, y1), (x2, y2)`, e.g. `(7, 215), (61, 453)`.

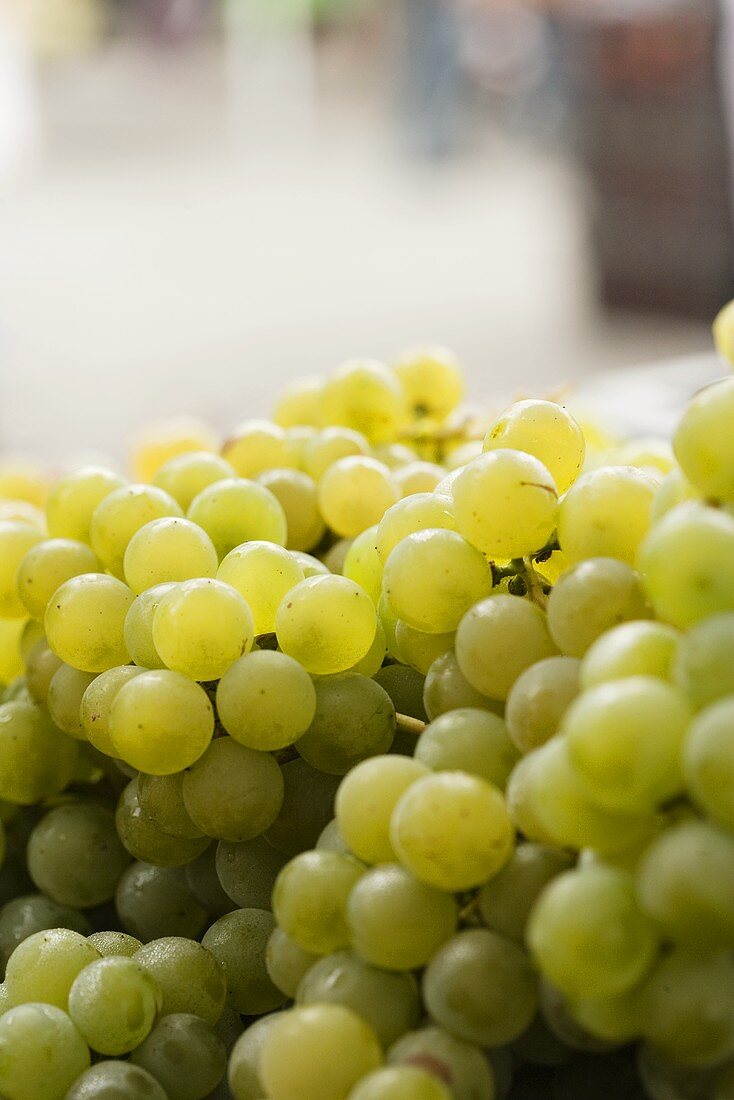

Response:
(130, 417), (219, 482)
(182, 736), (284, 842)
(46, 663), (96, 740)
(275, 574), (377, 676)
(89, 484), (183, 579)
(478, 842), (572, 944)
(266, 927), (318, 998)
(64, 1060), (168, 1100)
(580, 620), (679, 689)
(123, 517), (218, 594)
(349, 1066), (452, 1100)
(713, 297), (734, 365)
(109, 670), (214, 775)
(347, 862), (457, 971)
(274, 373), (325, 427)
(641, 949), (734, 1068)
(116, 862), (207, 942)
(222, 419), (291, 478)
(673, 376), (734, 502)
(17, 538), (101, 622)
(153, 450), (236, 512)
(0, 1002), (90, 1100)
(483, 399), (585, 494)
(0, 700), (78, 805)
(24, 639), (62, 704)
(123, 583), (173, 670)
(319, 456), (398, 538)
(187, 477), (287, 559)
(80, 664), (147, 756)
(152, 578), (254, 682)
(335, 756), (430, 865)
(115, 779), (210, 867)
(137, 771), (204, 840)
(456, 595), (557, 701)
(45, 574), (133, 673)
(295, 674), (395, 775)
(46, 465), (126, 543)
(388, 1025), (496, 1100)
(684, 696), (734, 829)
(134, 936), (226, 1025)
(5, 927), (100, 1009)
(342, 525), (382, 605)
(86, 931), (142, 958)
(394, 461), (445, 497)
(0, 522), (45, 619)
(323, 537), (354, 575)
(227, 1011), (285, 1099)
(571, 987), (644, 1046)
(414, 708), (518, 788)
(67, 955), (161, 1055)
(130, 1013), (227, 1100)
(185, 844), (234, 918)
(216, 835), (286, 909)
(321, 359), (405, 445)
(0, 895), (89, 969)
(395, 621), (454, 676)
(374, 664), (428, 723)
(558, 465), (657, 565)
(264, 758), (341, 857)
(27, 802), (130, 909)
(258, 468), (326, 551)
(505, 656), (580, 754)
(202, 908), (285, 1015)
(394, 346), (463, 421)
(217, 539), (304, 634)
(304, 426), (370, 481)
(421, 650), (498, 721)
(546, 558), (649, 658)
(673, 612), (734, 709)
(273, 850), (365, 955)
(376, 494), (457, 564)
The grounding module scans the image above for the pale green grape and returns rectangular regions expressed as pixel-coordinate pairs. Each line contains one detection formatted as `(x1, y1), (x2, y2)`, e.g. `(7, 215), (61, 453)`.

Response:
(0, 895), (89, 969)
(321, 359), (405, 445)
(45, 574), (133, 673)
(215, 836), (285, 909)
(227, 1011), (285, 1100)
(546, 558), (649, 657)
(374, 664), (428, 723)
(152, 578), (253, 682)
(558, 465), (657, 565)
(260, 1003), (382, 1100)
(134, 936), (226, 1024)
(116, 862), (207, 942)
(17, 538), (100, 621)
(5, 927), (100, 1009)
(423, 928), (537, 1047)
(304, 426), (370, 481)
(65, 1060), (168, 1100)
(641, 949), (734, 1067)
(27, 803), (130, 909)
(651, 465), (697, 523)
(394, 461), (445, 496)
(452, 450), (558, 559)
(673, 376), (734, 502)
(67, 956), (160, 1055)
(275, 574), (377, 675)
(456, 595), (556, 700)
(527, 865), (659, 1000)
(673, 612), (734, 709)
(115, 779), (210, 867)
(46, 663), (96, 739)
(0, 523), (43, 620)
(109, 670), (214, 774)
(376, 494), (457, 563)
(266, 926), (317, 997)
(123, 517), (217, 593)
(342, 525), (383, 605)
(0, 700), (78, 804)
(347, 862), (457, 971)
(505, 655), (580, 753)
(273, 850), (365, 955)
(89, 484), (183, 578)
(46, 466), (126, 543)
(131, 417), (219, 482)
(571, 987), (644, 1045)
(153, 450), (236, 511)
(258, 467), (325, 551)
(222, 419), (291, 477)
(202, 908), (284, 1015)
(562, 676), (690, 813)
(483, 399), (585, 494)
(182, 736), (284, 841)
(123, 583), (173, 670)
(317, 818), (350, 852)
(422, 650), (499, 721)
(80, 664), (147, 755)
(394, 346), (463, 421)
(349, 1066), (452, 1100)
(137, 771), (204, 839)
(295, 674), (395, 775)
(414, 708), (518, 788)
(350, 618), (387, 675)
(388, 1026), (496, 1100)
(130, 1013), (227, 1100)
(319, 456), (398, 538)
(274, 373), (325, 427)
(395, 622), (454, 675)
(187, 478), (287, 558)
(86, 931), (142, 958)
(614, 436), (675, 476)
(217, 540), (304, 634)
(335, 756), (430, 865)
(292, 549), (330, 577)
(24, 640), (62, 704)
(383, 530), (493, 634)
(0, 1002), (90, 1100)
(477, 842), (572, 943)
(684, 696), (734, 829)
(580, 620), (679, 689)
(324, 537), (354, 574)
(264, 758), (341, 857)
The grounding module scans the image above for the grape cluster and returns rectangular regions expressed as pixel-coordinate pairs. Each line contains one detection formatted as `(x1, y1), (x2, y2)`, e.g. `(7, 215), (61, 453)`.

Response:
(0, 325), (732, 1100)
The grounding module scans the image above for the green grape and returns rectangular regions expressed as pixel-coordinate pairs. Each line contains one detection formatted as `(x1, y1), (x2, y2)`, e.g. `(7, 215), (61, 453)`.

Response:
(202, 908), (284, 1014)
(394, 346), (463, 421)
(641, 949), (734, 1067)
(423, 928), (537, 1047)
(275, 574), (377, 675)
(295, 674), (395, 775)
(383, 530), (493, 634)
(116, 779), (210, 867)
(304, 426), (370, 481)
(137, 771), (204, 840)
(342, 525), (383, 605)
(65, 1060), (168, 1100)
(0, 521), (45, 619)
(0, 895), (89, 969)
(297, 949), (420, 1049)
(130, 1013), (227, 1100)
(321, 359), (405, 445)
(374, 664), (428, 723)
(349, 1066), (452, 1100)
(614, 436), (675, 476)
(67, 955), (161, 1055)
(5, 927), (100, 1009)
(187, 477), (287, 558)
(637, 1043), (718, 1100)
(264, 758), (341, 857)
(266, 926), (318, 997)
(17, 538), (101, 621)
(24, 639), (62, 704)
(152, 578), (254, 682)
(376, 494), (457, 563)
(323, 537), (354, 575)
(571, 985), (644, 1045)
(123, 517), (218, 594)
(640, 502), (734, 627)
(131, 418), (218, 481)
(394, 461), (445, 497)
(452, 450), (558, 559)
(46, 465), (126, 543)
(673, 376), (734, 502)
(274, 372), (325, 427)
(673, 613), (734, 709)
(350, 618), (387, 676)
(0, 1002), (90, 1100)
(528, 865), (659, 1000)
(477, 842), (573, 944)
(123, 583), (173, 670)
(395, 622), (454, 676)
(546, 558), (649, 657)
(713, 297), (734, 365)
(291, 549), (330, 577)
(90, 483), (182, 574)
(414, 707), (518, 788)
(421, 650), (499, 721)
(222, 419), (291, 477)
(347, 863), (457, 971)
(217, 540), (304, 634)
(319, 456), (398, 538)
(46, 663), (96, 739)
(273, 850), (364, 955)
(182, 736), (284, 841)
(153, 450), (236, 511)
(116, 862), (208, 941)
(483, 399), (585, 494)
(456, 595), (556, 700)
(80, 664), (147, 756)
(316, 818), (350, 852)
(45, 573), (133, 673)
(86, 931), (142, 958)
(335, 756), (430, 865)
(684, 696), (734, 829)
(0, 700), (78, 804)
(562, 676), (690, 813)
(134, 936), (226, 1024)
(258, 468), (326, 551)
(651, 465), (697, 523)
(635, 819), (734, 947)
(185, 844), (234, 917)
(228, 1012), (285, 1100)
(388, 1025), (496, 1100)
(27, 802), (130, 908)
(580, 620), (679, 689)
(505, 655), (580, 754)
(109, 670), (214, 774)
(558, 465), (657, 565)
(216, 835), (286, 908)
(260, 1002), (382, 1100)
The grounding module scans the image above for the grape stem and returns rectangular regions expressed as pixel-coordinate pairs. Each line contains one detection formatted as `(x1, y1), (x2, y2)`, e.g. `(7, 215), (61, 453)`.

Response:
(396, 713), (426, 737)
(519, 557), (550, 610)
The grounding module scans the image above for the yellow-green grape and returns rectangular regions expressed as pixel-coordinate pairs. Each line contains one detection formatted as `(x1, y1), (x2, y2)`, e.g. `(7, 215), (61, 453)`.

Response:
(580, 620), (680, 689)
(570, 986), (644, 1045)
(275, 574), (377, 676)
(260, 1004), (382, 1100)
(124, 582), (174, 669)
(134, 937), (226, 1025)
(394, 461), (445, 497)
(0, 521), (44, 618)
(390, 771), (513, 892)
(19, 617), (44, 659)
(323, 538), (354, 575)
(304, 427), (371, 481)
(217, 541), (304, 634)
(319, 457), (398, 539)
(274, 373), (326, 427)
(131, 417), (219, 482)
(116, 862), (207, 942)
(258, 468), (326, 551)
(444, 440), (482, 471)
(375, 443), (420, 470)
(713, 297), (734, 366)
(266, 928), (318, 997)
(46, 664), (96, 740)
(387, 1026), (497, 1100)
(684, 697), (734, 829)
(201, 908), (285, 1016)
(342, 526), (382, 606)
(0, 619), (25, 685)
(350, 618), (387, 676)
(17, 538), (101, 621)
(651, 466), (696, 523)
(67, 956), (161, 1055)
(674, 377), (734, 502)
(222, 419), (292, 477)
(87, 931), (142, 958)
(115, 779), (209, 866)
(66, 1061), (168, 1100)
(5, 926), (100, 1008)
(376, 494), (457, 563)
(283, 426), (319, 468)
(46, 465), (126, 543)
(546, 558), (649, 657)
(153, 450), (236, 512)
(0, 499), (46, 529)
(90, 484), (183, 579)
(45, 574), (133, 673)
(433, 470), (459, 500)
(152, 578), (254, 682)
(0, 1003), (90, 1100)
(640, 502), (734, 627)
(558, 465), (657, 565)
(137, 772), (204, 840)
(182, 736), (284, 841)
(422, 650), (501, 721)
(292, 550), (330, 577)
(129, 1012), (227, 1099)
(27, 803), (129, 908)
(187, 477), (287, 558)
(349, 1066), (452, 1100)
(0, 457), (49, 507)
(273, 850), (365, 955)
(295, 674), (395, 776)
(673, 612), (734, 710)
(456, 595), (556, 700)
(382, 530), (493, 634)
(477, 841), (572, 944)
(335, 755), (430, 865)
(505, 655), (581, 754)
(0, 699), (78, 804)
(264, 758), (341, 858)
(80, 664), (147, 756)
(109, 670), (214, 774)
(216, 650), (317, 751)
(321, 359), (406, 444)
(123, 518), (218, 594)
(483, 399), (585, 494)
(613, 437), (675, 476)
(414, 708), (518, 788)
(394, 346), (463, 421)
(228, 1011), (285, 1100)
(394, 622), (453, 675)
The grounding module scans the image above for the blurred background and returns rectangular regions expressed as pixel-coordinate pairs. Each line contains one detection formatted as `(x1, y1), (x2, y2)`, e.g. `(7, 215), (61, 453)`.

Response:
(0, 0), (732, 462)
